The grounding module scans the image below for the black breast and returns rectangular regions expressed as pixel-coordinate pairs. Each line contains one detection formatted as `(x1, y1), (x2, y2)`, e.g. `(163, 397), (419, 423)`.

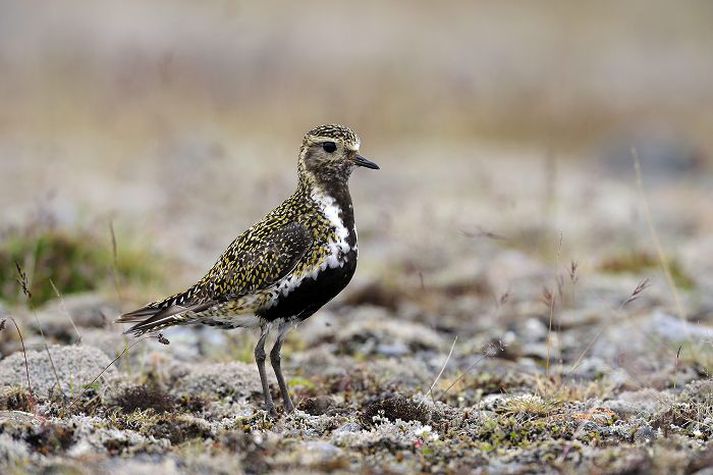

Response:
(258, 249), (357, 322)
(258, 181), (358, 323)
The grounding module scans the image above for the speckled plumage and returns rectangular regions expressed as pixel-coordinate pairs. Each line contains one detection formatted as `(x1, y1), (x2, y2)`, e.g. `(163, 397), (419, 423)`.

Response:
(117, 124), (378, 416)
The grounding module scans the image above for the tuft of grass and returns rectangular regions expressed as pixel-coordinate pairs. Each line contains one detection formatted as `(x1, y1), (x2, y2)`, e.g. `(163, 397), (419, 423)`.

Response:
(0, 225), (161, 307)
(1, 316), (36, 411)
(676, 341), (713, 376)
(0, 386), (35, 411)
(360, 395), (431, 427)
(24, 424), (75, 456)
(113, 384), (176, 414)
(503, 394), (559, 418)
(533, 374), (612, 404)
(108, 410), (212, 445)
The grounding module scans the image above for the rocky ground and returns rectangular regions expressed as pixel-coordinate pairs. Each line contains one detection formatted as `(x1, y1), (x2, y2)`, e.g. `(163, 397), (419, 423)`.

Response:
(1, 147), (713, 474)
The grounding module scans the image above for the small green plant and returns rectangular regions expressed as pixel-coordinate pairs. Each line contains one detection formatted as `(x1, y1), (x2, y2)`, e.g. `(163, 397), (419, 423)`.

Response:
(598, 250), (694, 290)
(0, 224), (160, 306)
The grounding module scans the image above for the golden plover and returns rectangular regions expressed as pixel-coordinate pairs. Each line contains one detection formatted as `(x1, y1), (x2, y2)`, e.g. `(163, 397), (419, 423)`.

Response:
(117, 124), (379, 416)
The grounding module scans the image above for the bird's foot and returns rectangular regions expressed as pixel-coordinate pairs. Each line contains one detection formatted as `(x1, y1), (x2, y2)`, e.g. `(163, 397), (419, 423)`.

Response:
(265, 404), (278, 419)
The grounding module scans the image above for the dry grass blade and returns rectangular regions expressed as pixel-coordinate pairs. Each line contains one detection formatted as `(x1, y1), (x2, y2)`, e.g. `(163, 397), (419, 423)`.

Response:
(567, 328), (605, 375)
(50, 278), (82, 343)
(620, 277), (651, 308)
(110, 219), (118, 265)
(542, 286), (557, 377)
(546, 232), (564, 377)
(438, 339), (505, 400)
(427, 335), (458, 402)
(462, 226), (508, 241)
(16, 261), (66, 399)
(108, 219), (124, 306)
(673, 344), (684, 390)
(15, 260), (32, 299)
(31, 311), (65, 399)
(4, 316), (36, 407)
(67, 336), (149, 410)
(631, 148), (686, 321)
(568, 260), (579, 284)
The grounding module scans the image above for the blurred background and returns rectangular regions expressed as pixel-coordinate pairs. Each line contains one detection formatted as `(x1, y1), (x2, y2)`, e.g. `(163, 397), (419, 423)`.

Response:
(2, 4), (713, 471)
(1, 0), (712, 308)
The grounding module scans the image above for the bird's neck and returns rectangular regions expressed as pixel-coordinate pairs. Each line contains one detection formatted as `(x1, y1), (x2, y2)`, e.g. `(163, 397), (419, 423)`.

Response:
(297, 175), (354, 229)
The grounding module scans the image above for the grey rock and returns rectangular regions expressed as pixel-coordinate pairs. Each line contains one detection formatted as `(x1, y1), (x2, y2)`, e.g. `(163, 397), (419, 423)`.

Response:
(599, 134), (704, 182)
(0, 345), (115, 399)
(634, 425), (657, 444)
(368, 357), (434, 389)
(0, 432), (30, 466)
(73, 328), (129, 360)
(296, 441), (343, 467)
(520, 317), (548, 342)
(681, 379), (713, 405)
(170, 361), (261, 400)
(34, 293), (118, 331)
(0, 410), (42, 427)
(603, 389), (675, 417)
(569, 356), (612, 380)
(376, 342), (409, 357)
(300, 395), (335, 416)
(557, 307), (606, 329)
(97, 456), (181, 475)
(334, 422), (362, 434)
(650, 311), (713, 342)
(328, 306), (443, 356)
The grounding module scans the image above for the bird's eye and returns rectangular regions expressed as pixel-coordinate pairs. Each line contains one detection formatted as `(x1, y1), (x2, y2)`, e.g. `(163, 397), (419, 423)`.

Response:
(322, 142), (337, 153)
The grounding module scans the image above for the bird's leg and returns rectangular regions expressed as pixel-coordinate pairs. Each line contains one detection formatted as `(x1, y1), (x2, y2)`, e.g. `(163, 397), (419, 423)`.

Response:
(270, 322), (294, 413)
(254, 325), (276, 417)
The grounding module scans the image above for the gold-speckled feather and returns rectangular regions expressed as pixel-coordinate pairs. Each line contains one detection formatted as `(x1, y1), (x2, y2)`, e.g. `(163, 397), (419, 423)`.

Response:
(117, 124), (375, 336)
(117, 123), (379, 417)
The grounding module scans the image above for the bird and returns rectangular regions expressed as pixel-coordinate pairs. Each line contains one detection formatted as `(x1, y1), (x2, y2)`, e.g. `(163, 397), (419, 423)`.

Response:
(116, 124), (379, 416)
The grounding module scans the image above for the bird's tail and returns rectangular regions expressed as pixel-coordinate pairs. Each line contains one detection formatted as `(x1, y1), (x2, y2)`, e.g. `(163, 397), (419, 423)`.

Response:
(116, 287), (206, 336)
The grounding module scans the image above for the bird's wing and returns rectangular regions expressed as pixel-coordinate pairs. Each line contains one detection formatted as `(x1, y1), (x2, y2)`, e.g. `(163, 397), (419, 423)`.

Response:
(117, 220), (313, 335)
(203, 220), (313, 299)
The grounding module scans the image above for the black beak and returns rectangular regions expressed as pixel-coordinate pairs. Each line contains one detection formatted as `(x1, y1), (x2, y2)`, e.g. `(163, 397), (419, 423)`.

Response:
(353, 154), (380, 170)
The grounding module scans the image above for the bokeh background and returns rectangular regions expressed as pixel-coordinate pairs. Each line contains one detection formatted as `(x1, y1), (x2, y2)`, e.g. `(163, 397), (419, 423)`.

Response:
(1, 2), (713, 472)
(3, 0), (713, 291)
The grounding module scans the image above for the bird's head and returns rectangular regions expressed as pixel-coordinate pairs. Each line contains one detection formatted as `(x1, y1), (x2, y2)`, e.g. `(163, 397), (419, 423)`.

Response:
(297, 124), (379, 186)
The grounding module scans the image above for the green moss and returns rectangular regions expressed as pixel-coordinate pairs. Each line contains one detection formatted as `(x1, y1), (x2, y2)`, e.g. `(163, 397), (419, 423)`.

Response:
(107, 409), (211, 445)
(288, 376), (316, 392)
(599, 250), (694, 290)
(471, 413), (582, 450)
(678, 342), (713, 374)
(0, 226), (161, 306)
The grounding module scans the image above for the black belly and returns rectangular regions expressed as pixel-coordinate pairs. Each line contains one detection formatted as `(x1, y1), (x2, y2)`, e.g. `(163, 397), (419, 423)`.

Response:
(258, 252), (357, 322)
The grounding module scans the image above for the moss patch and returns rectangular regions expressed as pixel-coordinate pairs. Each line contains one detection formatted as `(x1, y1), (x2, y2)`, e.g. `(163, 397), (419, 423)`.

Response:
(0, 225), (160, 306)
(0, 386), (35, 412)
(113, 384), (176, 414)
(598, 250), (694, 289)
(361, 395), (431, 427)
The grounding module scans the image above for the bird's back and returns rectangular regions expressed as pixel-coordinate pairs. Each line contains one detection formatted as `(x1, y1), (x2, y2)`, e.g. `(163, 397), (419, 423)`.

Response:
(118, 184), (358, 334)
